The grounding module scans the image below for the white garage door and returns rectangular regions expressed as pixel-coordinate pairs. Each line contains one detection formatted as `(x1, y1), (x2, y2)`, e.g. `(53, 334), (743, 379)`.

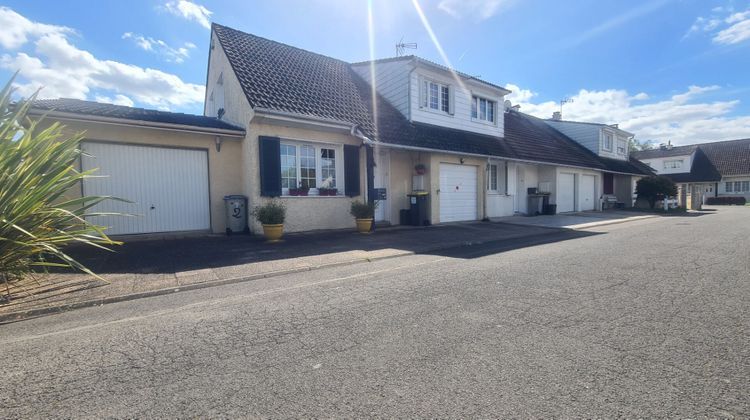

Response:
(580, 174), (597, 211)
(81, 142), (210, 235)
(557, 173), (575, 213)
(439, 163), (477, 222)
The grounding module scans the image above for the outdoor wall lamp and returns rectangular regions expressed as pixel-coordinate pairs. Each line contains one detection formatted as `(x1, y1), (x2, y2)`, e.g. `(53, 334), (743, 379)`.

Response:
(215, 136), (223, 152)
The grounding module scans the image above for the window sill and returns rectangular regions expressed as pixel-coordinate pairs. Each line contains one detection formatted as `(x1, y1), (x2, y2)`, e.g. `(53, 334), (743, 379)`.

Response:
(419, 106), (453, 117)
(471, 118), (497, 126)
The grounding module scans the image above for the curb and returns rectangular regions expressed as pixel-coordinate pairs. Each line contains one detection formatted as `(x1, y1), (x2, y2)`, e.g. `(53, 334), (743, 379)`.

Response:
(566, 215), (659, 230)
(0, 228), (578, 324)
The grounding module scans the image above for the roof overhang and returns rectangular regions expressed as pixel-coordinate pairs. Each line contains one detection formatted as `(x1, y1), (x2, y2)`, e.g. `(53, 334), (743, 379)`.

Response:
(27, 109), (246, 138)
(251, 107), (357, 134)
(411, 57), (512, 95)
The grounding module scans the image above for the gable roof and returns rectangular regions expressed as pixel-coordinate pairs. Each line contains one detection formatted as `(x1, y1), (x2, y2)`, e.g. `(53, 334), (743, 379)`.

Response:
(631, 144), (698, 159)
(213, 23), (651, 176)
(29, 98), (245, 133)
(212, 23), (377, 138)
(633, 138), (750, 179)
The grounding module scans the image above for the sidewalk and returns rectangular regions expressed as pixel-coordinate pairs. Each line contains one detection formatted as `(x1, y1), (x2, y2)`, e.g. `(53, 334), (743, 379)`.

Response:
(491, 211), (660, 230)
(1, 221), (565, 322)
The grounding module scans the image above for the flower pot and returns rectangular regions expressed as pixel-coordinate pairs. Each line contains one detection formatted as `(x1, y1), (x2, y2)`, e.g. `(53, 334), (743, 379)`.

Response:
(415, 168), (426, 175)
(262, 224), (284, 242)
(355, 218), (373, 234)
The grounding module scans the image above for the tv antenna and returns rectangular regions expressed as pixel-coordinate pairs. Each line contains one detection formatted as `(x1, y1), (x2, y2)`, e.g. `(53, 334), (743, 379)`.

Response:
(559, 98), (573, 113)
(396, 36), (417, 57)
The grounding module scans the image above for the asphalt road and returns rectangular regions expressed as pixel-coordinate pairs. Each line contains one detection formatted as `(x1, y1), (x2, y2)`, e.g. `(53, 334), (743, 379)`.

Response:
(1, 207), (748, 418)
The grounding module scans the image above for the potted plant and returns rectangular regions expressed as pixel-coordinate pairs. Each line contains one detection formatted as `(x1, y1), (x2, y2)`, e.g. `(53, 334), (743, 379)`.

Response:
(253, 200), (286, 242)
(414, 163), (427, 175)
(318, 178), (337, 196)
(350, 200), (377, 234)
(289, 182), (309, 196)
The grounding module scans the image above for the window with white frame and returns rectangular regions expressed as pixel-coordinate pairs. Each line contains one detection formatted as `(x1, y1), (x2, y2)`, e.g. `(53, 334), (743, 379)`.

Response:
(664, 160), (683, 169)
(726, 181), (733, 192)
(280, 141), (342, 194)
(732, 181), (749, 193)
(422, 79), (450, 113)
(472, 96), (496, 123)
(488, 164), (498, 191)
(744, 181), (750, 192)
(603, 132), (613, 151)
(617, 139), (626, 155)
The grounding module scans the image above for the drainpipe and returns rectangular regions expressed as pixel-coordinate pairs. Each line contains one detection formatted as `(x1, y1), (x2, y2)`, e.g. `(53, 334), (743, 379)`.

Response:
(483, 157), (490, 221)
(351, 125), (377, 231)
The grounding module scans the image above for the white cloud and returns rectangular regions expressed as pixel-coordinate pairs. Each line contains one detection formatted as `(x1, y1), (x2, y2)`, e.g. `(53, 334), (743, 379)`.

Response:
(507, 84), (750, 145)
(437, 0), (513, 20)
(122, 32), (196, 63)
(0, 8), (204, 110)
(0, 6), (74, 49)
(164, 0), (212, 29)
(685, 7), (750, 45)
(95, 94), (134, 107)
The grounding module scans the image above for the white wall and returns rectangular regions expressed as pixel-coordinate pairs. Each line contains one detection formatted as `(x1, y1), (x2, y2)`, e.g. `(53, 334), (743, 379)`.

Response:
(639, 153), (694, 175)
(546, 121), (629, 161)
(351, 59), (411, 118)
(409, 65), (506, 137)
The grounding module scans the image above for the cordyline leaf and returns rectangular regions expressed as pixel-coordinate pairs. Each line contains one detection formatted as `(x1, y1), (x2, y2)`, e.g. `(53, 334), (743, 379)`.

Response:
(0, 74), (123, 297)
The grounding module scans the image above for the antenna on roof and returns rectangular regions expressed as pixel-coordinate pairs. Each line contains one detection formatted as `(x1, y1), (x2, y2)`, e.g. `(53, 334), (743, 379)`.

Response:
(396, 36), (417, 57)
(559, 98), (573, 115)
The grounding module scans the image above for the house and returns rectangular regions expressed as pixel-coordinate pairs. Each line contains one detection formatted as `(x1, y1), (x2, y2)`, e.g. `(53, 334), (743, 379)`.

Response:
(28, 23), (652, 236)
(632, 138), (750, 207)
(544, 114), (647, 207)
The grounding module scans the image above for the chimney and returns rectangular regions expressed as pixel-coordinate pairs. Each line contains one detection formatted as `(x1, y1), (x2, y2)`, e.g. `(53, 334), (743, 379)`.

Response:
(511, 104), (521, 112)
(552, 111), (562, 120)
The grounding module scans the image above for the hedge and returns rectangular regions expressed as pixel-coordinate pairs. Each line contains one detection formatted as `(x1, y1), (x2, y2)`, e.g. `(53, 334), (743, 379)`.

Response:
(705, 196), (747, 205)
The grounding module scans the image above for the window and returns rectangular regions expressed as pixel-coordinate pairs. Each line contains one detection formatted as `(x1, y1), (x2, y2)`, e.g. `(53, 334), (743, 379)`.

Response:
(320, 148), (336, 188)
(472, 96), (496, 123)
(280, 145), (297, 189)
(726, 181), (733, 192)
(735, 181), (743, 193)
(664, 160), (683, 169)
(743, 181), (750, 192)
(603, 132), (613, 151)
(617, 139), (626, 155)
(280, 142), (342, 194)
(422, 80), (450, 113)
(488, 164), (498, 191)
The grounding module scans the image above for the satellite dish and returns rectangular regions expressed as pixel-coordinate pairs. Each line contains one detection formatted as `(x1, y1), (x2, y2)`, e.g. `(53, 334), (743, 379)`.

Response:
(504, 100), (512, 111)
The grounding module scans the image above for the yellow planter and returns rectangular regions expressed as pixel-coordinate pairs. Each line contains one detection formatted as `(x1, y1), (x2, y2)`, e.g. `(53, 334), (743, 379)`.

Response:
(355, 218), (373, 234)
(262, 224), (284, 242)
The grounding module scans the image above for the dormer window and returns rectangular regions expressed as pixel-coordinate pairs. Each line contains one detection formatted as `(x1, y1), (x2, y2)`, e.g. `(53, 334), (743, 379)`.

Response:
(617, 139), (626, 155)
(603, 132), (614, 151)
(664, 160), (683, 169)
(472, 95), (496, 123)
(421, 79), (451, 114)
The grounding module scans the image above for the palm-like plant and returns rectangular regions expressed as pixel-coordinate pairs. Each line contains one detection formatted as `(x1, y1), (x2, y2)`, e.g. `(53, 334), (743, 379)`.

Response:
(0, 75), (121, 299)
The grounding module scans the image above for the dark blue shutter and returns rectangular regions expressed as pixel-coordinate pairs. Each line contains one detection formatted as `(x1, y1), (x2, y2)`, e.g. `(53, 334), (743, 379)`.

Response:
(344, 144), (360, 197)
(259, 136), (281, 197)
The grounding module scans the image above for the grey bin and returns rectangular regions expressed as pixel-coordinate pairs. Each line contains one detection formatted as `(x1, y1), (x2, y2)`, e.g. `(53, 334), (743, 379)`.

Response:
(223, 195), (248, 235)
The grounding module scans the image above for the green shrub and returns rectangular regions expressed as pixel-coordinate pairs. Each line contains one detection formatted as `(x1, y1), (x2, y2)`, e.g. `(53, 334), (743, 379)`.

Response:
(253, 201), (286, 225)
(635, 176), (677, 209)
(350, 200), (376, 219)
(705, 196), (746, 205)
(0, 75), (121, 296)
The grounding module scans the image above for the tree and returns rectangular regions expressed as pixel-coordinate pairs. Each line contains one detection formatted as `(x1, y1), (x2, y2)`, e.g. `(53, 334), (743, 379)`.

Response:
(0, 75), (121, 300)
(629, 138), (655, 152)
(635, 176), (678, 209)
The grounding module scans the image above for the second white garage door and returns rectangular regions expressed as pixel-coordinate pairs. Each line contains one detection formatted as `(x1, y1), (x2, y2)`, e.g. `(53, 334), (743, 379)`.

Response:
(81, 142), (210, 235)
(580, 174), (597, 211)
(439, 163), (477, 222)
(557, 173), (576, 213)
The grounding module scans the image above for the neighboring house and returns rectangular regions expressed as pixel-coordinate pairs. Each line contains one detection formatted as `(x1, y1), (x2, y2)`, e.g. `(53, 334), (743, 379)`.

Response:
(632, 138), (750, 207)
(544, 115), (646, 207)
(28, 23), (653, 236)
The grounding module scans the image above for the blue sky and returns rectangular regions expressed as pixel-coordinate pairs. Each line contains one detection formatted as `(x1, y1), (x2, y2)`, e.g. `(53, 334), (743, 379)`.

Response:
(1, 0), (749, 144)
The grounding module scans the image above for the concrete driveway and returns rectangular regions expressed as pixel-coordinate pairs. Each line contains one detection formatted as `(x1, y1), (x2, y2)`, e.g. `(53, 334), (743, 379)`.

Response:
(492, 210), (661, 229)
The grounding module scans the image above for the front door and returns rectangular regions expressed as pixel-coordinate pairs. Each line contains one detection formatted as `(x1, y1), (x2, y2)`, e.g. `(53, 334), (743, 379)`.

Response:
(374, 148), (389, 222)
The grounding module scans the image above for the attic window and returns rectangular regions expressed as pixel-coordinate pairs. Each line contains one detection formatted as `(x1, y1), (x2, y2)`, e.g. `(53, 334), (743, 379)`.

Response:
(664, 160), (683, 169)
(603, 132), (613, 151)
(421, 79), (451, 114)
(617, 139), (626, 155)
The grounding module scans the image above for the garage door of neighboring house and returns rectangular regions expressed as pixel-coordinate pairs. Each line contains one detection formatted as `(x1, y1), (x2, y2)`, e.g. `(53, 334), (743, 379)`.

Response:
(81, 142), (210, 235)
(580, 174), (597, 211)
(439, 163), (477, 222)
(557, 173), (576, 213)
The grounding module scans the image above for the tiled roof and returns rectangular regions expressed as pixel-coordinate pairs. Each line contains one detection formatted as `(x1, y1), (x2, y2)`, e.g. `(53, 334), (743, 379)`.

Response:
(699, 138), (750, 176)
(631, 144), (698, 159)
(213, 23), (652, 175)
(30, 98), (245, 132)
(213, 23), (377, 138)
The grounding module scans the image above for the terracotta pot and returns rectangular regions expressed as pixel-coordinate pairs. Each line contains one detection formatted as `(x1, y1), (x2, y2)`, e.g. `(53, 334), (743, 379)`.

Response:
(355, 218), (373, 234)
(262, 224), (284, 242)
